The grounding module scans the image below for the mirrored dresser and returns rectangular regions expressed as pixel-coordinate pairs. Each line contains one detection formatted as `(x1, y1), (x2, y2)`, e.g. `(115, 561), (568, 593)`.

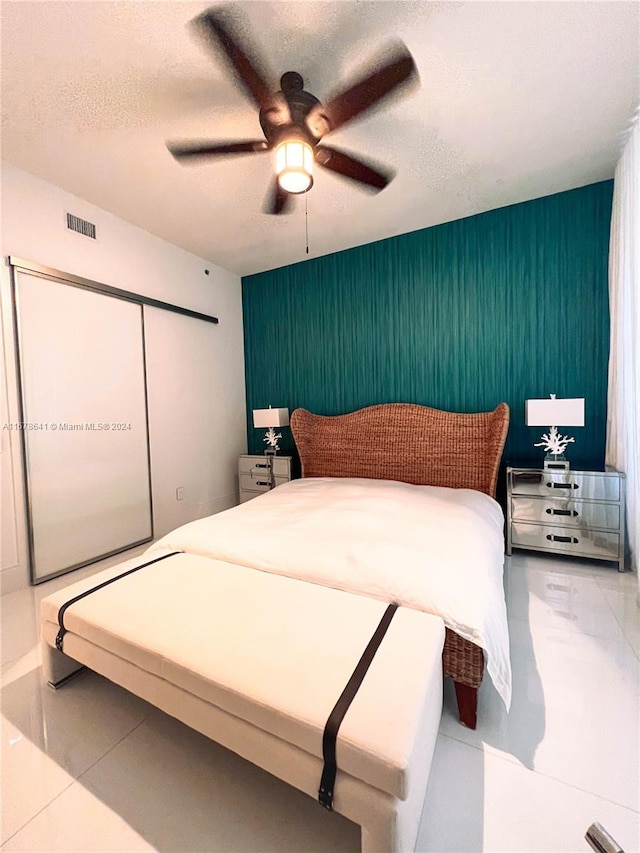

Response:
(506, 467), (626, 571)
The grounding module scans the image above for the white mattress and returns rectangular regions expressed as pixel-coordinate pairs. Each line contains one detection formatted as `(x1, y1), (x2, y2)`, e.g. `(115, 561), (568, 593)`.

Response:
(41, 552), (445, 800)
(149, 476), (512, 708)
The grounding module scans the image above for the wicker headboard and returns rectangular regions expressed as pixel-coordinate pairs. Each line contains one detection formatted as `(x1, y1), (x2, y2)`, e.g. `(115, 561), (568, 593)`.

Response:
(290, 402), (509, 498)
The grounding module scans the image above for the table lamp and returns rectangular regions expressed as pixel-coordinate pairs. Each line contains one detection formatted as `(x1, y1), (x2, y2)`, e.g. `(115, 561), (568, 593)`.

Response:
(252, 406), (290, 455)
(525, 394), (585, 470)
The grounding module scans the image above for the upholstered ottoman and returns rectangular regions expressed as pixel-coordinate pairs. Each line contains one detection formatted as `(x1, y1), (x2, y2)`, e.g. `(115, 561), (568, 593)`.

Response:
(42, 552), (445, 852)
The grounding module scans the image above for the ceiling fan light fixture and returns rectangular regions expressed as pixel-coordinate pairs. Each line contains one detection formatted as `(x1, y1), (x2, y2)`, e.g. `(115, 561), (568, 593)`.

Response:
(275, 139), (314, 194)
(167, 9), (418, 213)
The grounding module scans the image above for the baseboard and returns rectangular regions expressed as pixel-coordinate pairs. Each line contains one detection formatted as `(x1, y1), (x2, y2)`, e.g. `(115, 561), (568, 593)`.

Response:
(0, 562), (27, 595)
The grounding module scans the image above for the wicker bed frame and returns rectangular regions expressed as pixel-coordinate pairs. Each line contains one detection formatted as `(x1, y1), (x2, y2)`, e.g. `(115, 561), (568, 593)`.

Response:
(290, 401), (510, 729)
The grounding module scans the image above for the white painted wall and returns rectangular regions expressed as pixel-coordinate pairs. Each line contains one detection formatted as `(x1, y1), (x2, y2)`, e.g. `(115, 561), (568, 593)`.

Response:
(1, 163), (247, 592)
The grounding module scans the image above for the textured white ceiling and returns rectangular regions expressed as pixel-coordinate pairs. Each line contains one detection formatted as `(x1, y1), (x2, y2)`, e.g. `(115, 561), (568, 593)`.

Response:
(1, 1), (638, 276)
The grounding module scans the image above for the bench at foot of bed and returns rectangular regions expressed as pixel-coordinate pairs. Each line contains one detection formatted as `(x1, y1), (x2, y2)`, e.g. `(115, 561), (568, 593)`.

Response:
(41, 553), (446, 853)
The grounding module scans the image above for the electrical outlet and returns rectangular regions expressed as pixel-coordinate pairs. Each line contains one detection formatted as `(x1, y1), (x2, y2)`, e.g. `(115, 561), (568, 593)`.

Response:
(176, 487), (185, 501)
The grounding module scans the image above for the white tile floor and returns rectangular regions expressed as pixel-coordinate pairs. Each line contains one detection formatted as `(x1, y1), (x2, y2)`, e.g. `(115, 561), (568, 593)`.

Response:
(1, 551), (639, 852)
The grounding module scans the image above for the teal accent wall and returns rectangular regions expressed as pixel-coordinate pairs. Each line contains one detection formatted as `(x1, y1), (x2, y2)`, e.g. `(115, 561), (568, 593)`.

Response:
(242, 181), (613, 474)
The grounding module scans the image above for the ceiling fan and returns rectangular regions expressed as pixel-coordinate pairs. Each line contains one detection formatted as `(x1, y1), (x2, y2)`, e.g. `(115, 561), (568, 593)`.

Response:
(166, 6), (418, 214)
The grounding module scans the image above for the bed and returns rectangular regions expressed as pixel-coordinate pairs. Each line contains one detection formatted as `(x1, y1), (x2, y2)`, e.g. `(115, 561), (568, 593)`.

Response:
(291, 401), (511, 725)
(41, 400), (510, 851)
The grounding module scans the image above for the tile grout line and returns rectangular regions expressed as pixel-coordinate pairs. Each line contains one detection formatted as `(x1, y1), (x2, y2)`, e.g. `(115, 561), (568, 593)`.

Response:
(73, 712), (152, 783)
(438, 731), (640, 815)
(0, 713), (152, 848)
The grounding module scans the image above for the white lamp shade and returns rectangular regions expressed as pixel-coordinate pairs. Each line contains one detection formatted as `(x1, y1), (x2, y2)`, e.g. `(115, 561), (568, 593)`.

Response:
(525, 397), (585, 427)
(276, 140), (313, 194)
(253, 407), (290, 428)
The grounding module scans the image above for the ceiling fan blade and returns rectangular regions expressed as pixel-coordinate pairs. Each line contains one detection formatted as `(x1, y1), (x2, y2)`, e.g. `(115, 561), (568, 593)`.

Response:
(192, 8), (275, 112)
(168, 140), (269, 161)
(264, 179), (291, 215)
(315, 146), (394, 191)
(309, 45), (417, 136)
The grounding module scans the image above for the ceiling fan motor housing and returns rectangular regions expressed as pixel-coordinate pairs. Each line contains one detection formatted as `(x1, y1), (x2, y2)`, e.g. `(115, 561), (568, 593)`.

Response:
(259, 72), (322, 146)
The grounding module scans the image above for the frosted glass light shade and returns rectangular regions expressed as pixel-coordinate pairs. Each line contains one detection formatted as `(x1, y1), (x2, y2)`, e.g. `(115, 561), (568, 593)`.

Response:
(253, 407), (290, 428)
(525, 396), (585, 427)
(276, 140), (313, 194)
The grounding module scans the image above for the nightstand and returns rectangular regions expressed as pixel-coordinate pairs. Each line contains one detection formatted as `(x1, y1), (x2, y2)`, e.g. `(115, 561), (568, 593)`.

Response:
(506, 466), (626, 571)
(238, 454), (292, 503)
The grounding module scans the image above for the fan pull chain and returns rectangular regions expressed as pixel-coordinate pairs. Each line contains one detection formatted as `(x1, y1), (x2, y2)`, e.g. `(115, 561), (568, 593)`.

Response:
(305, 191), (309, 255)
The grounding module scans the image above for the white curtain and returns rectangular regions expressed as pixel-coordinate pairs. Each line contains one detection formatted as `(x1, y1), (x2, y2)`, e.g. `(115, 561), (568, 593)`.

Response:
(606, 113), (640, 582)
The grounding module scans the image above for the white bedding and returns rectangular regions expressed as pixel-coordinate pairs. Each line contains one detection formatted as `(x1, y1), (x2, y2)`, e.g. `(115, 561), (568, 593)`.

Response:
(149, 477), (511, 709)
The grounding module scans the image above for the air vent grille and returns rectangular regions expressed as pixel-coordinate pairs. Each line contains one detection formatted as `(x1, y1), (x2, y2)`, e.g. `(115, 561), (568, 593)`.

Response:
(66, 212), (96, 240)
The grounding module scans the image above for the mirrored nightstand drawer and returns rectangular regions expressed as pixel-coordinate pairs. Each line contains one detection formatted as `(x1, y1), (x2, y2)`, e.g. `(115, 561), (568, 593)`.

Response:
(240, 472), (289, 493)
(509, 470), (620, 501)
(238, 456), (270, 475)
(510, 497), (621, 530)
(511, 522), (621, 562)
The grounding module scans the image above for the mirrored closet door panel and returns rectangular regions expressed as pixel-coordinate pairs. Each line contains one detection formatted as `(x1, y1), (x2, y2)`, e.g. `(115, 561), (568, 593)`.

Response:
(13, 269), (152, 582)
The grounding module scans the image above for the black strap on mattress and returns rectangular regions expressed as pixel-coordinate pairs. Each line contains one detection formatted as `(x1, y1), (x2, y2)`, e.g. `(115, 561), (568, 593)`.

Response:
(55, 551), (181, 653)
(318, 602), (399, 811)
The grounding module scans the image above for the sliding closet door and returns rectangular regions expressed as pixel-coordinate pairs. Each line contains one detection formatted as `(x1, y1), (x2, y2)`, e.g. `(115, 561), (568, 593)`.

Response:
(14, 270), (152, 582)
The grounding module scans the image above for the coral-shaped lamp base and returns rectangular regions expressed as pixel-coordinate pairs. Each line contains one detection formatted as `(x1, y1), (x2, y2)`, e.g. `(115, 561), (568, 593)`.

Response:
(534, 425), (575, 470)
(263, 426), (282, 454)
